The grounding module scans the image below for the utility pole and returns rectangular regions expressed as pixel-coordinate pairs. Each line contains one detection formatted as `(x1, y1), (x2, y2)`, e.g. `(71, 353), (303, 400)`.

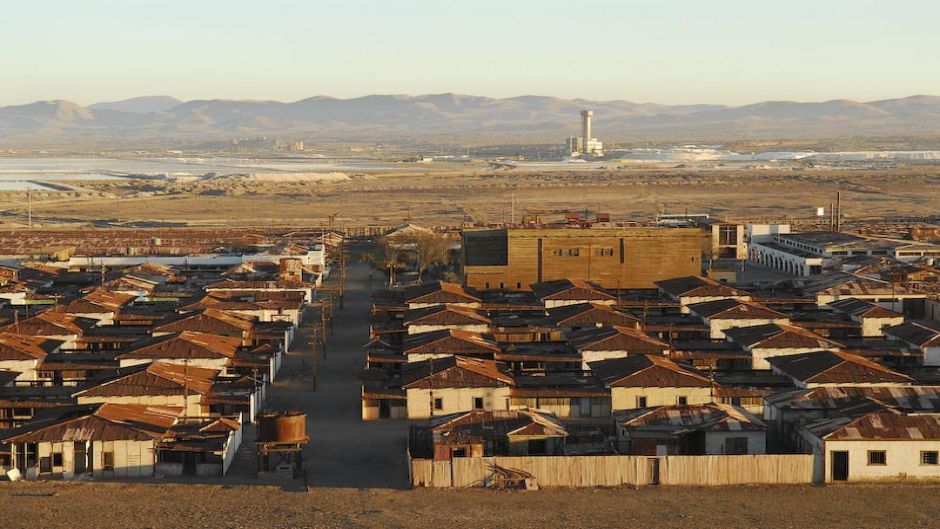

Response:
(310, 322), (319, 391)
(339, 237), (346, 310)
(27, 188), (32, 228)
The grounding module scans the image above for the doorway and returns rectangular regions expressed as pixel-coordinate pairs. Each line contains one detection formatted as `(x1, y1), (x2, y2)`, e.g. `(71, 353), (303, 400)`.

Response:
(647, 458), (660, 485)
(831, 451), (849, 481)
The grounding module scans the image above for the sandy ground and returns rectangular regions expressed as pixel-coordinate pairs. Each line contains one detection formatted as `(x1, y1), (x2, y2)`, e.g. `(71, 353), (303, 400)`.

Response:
(3, 166), (939, 227)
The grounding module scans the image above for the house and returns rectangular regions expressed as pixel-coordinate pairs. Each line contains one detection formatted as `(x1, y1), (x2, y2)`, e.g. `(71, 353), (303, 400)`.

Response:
(800, 273), (926, 309)
(154, 416), (243, 477)
(116, 331), (243, 371)
(827, 298), (905, 337)
(569, 325), (670, 369)
(764, 386), (940, 450)
(412, 408), (568, 460)
(724, 323), (841, 370)
(58, 288), (137, 322)
(547, 302), (640, 332)
(509, 372), (611, 418)
(530, 278), (617, 308)
(767, 350), (913, 388)
(2, 403), (180, 479)
(403, 305), (491, 335)
(0, 311), (97, 348)
(0, 333), (64, 383)
(402, 329), (500, 362)
(687, 299), (790, 339)
(589, 354), (714, 412)
(655, 276), (752, 313)
(883, 320), (940, 365)
(398, 356), (513, 419)
(614, 403), (767, 455)
(801, 410), (940, 482)
(402, 282), (482, 310)
(73, 362), (220, 417)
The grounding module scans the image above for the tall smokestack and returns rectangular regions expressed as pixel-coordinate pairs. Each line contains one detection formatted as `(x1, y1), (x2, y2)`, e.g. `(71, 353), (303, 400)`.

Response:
(580, 109), (593, 141)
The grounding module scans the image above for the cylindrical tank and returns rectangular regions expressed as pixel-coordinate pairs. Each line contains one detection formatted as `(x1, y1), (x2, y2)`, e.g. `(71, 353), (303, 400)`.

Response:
(257, 411), (308, 443)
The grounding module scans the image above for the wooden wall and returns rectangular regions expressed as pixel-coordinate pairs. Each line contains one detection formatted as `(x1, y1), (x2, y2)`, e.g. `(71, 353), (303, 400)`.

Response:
(410, 454), (814, 488)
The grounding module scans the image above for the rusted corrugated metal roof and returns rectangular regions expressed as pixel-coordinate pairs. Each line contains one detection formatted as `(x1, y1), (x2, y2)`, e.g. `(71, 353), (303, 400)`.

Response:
(2, 403), (180, 443)
(767, 350), (913, 385)
(616, 403), (766, 433)
(589, 354), (712, 388)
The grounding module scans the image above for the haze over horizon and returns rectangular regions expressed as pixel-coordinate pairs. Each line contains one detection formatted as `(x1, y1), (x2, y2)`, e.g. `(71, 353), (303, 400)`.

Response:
(2, 0), (939, 107)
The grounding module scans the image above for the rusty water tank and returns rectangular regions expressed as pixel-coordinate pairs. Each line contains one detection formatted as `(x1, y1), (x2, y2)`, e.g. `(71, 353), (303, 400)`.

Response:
(257, 411), (308, 443)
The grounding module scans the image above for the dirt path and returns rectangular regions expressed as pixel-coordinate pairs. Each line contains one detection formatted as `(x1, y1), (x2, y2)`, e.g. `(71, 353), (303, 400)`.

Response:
(259, 242), (410, 489)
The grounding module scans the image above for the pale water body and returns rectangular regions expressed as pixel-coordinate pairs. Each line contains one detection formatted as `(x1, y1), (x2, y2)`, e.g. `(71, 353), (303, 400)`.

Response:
(0, 157), (437, 177)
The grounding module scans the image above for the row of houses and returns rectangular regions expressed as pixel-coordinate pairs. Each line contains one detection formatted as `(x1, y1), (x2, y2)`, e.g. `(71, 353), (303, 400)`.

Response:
(367, 274), (940, 483)
(0, 245), (324, 480)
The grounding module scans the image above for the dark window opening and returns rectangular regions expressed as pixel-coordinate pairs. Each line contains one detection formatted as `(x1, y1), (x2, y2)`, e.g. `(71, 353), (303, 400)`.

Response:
(868, 450), (887, 466)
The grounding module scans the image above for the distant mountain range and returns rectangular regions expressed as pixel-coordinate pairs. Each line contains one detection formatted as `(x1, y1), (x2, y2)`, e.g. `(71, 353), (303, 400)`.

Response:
(3, 94), (940, 146)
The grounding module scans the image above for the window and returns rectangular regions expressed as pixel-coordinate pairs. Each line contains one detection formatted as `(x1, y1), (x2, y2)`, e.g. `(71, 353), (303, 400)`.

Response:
(103, 451), (115, 471)
(636, 396), (648, 408)
(724, 437), (748, 455)
(499, 282), (504, 289)
(719, 225), (737, 246)
(52, 452), (63, 467)
(451, 447), (467, 458)
(921, 451), (939, 465)
(566, 248), (580, 257)
(516, 282), (522, 289)
(473, 397), (484, 410)
(868, 450), (887, 466)
(551, 249), (563, 257)
(677, 396), (688, 406)
(433, 398), (443, 411)
(595, 248), (614, 257)
(484, 282), (490, 289)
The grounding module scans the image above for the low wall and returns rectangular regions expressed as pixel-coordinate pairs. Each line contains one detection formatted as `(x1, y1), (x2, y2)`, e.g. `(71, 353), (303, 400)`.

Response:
(410, 454), (814, 488)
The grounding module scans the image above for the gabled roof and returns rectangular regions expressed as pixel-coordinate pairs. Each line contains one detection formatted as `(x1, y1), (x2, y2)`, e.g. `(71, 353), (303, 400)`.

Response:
(808, 410), (940, 440)
(588, 354), (712, 388)
(0, 311), (97, 336)
(402, 329), (500, 356)
(117, 331), (243, 361)
(153, 308), (255, 335)
(60, 288), (136, 314)
(74, 361), (219, 398)
(402, 282), (481, 305)
(547, 302), (640, 328)
(655, 276), (749, 299)
(399, 356), (513, 388)
(0, 333), (63, 361)
(616, 404), (766, 433)
(403, 305), (491, 327)
(884, 320), (940, 347)
(724, 323), (840, 350)
(767, 350), (913, 385)
(766, 386), (940, 412)
(687, 299), (787, 321)
(530, 279), (617, 303)
(2, 403), (180, 443)
(569, 326), (668, 353)
(828, 298), (903, 319)
(801, 273), (923, 297)
(430, 408), (567, 440)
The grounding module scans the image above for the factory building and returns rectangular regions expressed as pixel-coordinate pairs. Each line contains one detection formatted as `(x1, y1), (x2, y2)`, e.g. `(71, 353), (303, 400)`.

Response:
(462, 226), (701, 291)
(566, 110), (604, 157)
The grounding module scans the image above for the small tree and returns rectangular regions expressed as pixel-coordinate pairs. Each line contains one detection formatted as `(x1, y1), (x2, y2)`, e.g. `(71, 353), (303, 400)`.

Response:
(361, 237), (409, 286)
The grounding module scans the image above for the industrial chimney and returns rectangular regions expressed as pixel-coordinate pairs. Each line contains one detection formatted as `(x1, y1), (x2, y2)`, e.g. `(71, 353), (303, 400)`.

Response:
(580, 109), (593, 142)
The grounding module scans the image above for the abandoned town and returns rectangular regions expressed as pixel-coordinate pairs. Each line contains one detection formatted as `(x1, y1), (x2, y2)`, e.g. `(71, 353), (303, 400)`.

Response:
(5, 2), (940, 527)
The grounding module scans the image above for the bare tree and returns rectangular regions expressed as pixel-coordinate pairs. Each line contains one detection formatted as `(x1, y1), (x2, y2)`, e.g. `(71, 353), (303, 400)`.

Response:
(412, 233), (449, 281)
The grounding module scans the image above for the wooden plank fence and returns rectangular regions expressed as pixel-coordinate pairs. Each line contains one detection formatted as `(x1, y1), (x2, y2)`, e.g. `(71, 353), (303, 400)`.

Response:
(410, 454), (814, 488)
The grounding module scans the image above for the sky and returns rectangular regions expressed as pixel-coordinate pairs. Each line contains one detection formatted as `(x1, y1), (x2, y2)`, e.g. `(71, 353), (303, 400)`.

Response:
(1, 0), (939, 107)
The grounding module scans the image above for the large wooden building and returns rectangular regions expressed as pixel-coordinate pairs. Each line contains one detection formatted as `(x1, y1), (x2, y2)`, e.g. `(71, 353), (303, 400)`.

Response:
(462, 227), (702, 291)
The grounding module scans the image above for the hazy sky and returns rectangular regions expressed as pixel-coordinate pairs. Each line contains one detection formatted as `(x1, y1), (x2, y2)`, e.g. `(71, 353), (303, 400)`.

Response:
(2, 0), (939, 106)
